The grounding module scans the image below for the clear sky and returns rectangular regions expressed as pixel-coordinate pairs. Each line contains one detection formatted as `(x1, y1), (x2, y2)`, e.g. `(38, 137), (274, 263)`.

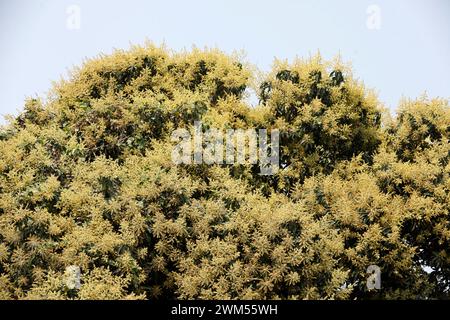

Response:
(1, 0), (449, 124)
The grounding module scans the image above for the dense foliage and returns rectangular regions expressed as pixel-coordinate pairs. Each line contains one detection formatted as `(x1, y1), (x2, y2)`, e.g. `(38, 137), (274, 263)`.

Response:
(0, 44), (448, 299)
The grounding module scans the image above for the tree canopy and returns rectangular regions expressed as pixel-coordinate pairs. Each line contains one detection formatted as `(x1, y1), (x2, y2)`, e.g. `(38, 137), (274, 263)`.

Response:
(0, 44), (448, 299)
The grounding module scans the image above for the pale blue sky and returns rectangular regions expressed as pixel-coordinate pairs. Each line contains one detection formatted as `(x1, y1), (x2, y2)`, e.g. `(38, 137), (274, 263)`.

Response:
(1, 0), (449, 124)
